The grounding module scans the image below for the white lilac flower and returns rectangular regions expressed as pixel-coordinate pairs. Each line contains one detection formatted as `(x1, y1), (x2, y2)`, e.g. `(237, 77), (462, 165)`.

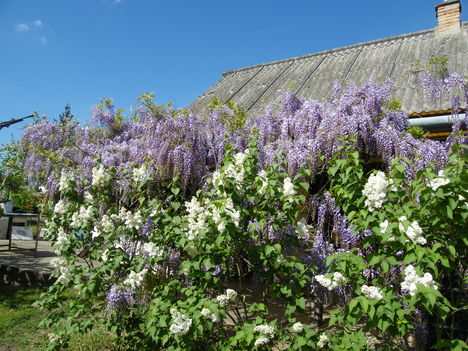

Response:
(143, 242), (164, 258)
(224, 163), (245, 186)
(257, 170), (269, 194)
(59, 172), (72, 192)
(101, 248), (110, 262)
(133, 164), (149, 183)
(283, 177), (296, 200)
(185, 197), (208, 240)
(50, 257), (67, 269)
(317, 333), (330, 348)
(225, 289), (237, 300)
(401, 265), (438, 296)
(291, 322), (304, 333)
(39, 186), (47, 194)
(51, 257), (72, 283)
(428, 170), (450, 191)
(54, 228), (69, 254)
(379, 220), (389, 234)
(333, 272), (347, 285)
(295, 218), (311, 240)
(84, 191), (93, 203)
(314, 275), (333, 290)
(169, 308), (192, 335)
(124, 210), (143, 230)
(53, 200), (67, 215)
(216, 288), (237, 305)
(363, 171), (390, 211)
(70, 205), (95, 229)
(216, 294), (229, 305)
(92, 165), (108, 187)
(234, 150), (249, 166)
(315, 272), (347, 291)
(361, 285), (384, 300)
(101, 215), (114, 234)
(254, 324), (275, 337)
(254, 336), (270, 346)
(200, 308), (219, 322)
(212, 170), (223, 188)
(398, 217), (426, 245)
(91, 227), (101, 239)
(56, 265), (72, 284)
(123, 269), (147, 289)
(224, 198), (240, 227)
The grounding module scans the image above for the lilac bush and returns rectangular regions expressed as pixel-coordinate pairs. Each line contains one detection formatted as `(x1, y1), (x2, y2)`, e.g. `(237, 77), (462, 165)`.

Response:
(24, 72), (467, 350)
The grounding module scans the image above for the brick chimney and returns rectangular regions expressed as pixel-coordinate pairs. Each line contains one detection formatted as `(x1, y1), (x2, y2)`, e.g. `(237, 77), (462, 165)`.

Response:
(435, 0), (462, 34)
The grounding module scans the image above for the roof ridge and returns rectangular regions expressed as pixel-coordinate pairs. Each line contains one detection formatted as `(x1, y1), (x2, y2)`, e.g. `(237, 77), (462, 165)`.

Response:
(222, 22), (467, 77)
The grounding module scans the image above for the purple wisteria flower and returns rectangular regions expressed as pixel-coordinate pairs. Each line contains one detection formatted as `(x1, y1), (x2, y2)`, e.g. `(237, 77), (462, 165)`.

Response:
(106, 285), (135, 311)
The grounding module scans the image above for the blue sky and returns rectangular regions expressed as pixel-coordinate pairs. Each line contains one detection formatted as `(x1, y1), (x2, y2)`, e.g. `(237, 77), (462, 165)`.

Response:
(1, 0), (466, 142)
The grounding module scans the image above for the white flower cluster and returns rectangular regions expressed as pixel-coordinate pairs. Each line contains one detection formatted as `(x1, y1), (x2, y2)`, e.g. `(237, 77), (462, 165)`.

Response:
(219, 198), (240, 228)
(58, 172), (73, 192)
(401, 265), (438, 296)
(224, 151), (249, 186)
(185, 197), (209, 240)
(213, 150), (250, 192)
(123, 269), (147, 289)
(361, 285), (384, 300)
(84, 191), (93, 203)
(257, 170), (269, 194)
(133, 164), (149, 184)
(169, 308), (192, 335)
(283, 177), (296, 201)
(216, 288), (237, 305)
(111, 208), (143, 231)
(379, 220), (389, 234)
(291, 322), (304, 333)
(253, 324), (275, 346)
(295, 218), (311, 240)
(101, 248), (110, 262)
(91, 226), (101, 239)
(428, 170), (450, 191)
(317, 333), (330, 348)
(398, 216), (426, 245)
(92, 165), (108, 187)
(200, 308), (219, 322)
(101, 215), (114, 234)
(315, 272), (347, 290)
(143, 242), (164, 258)
(363, 171), (391, 211)
(54, 227), (70, 254)
(53, 200), (68, 215)
(70, 205), (95, 229)
(185, 195), (240, 240)
(50, 257), (72, 284)
(127, 211), (143, 230)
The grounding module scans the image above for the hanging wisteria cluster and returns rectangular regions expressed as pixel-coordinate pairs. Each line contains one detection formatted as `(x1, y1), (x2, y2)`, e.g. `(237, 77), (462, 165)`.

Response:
(21, 75), (467, 200)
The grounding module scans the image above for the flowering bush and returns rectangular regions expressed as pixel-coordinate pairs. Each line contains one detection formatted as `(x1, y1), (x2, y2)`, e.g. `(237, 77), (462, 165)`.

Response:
(38, 142), (327, 350)
(26, 73), (467, 350)
(36, 138), (468, 350)
(323, 144), (467, 350)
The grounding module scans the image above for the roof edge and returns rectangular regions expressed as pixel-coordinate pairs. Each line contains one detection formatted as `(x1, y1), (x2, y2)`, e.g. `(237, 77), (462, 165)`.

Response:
(222, 22), (468, 77)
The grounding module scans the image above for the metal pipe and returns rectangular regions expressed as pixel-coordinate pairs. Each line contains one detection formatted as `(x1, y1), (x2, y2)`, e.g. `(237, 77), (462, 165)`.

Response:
(407, 113), (466, 129)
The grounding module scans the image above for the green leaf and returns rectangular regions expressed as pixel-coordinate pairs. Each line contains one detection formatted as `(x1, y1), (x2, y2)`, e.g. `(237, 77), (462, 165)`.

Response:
(296, 297), (306, 310)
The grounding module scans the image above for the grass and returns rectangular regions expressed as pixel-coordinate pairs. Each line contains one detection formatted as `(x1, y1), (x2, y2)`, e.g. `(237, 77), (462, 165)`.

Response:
(0, 286), (116, 351)
(0, 286), (49, 351)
